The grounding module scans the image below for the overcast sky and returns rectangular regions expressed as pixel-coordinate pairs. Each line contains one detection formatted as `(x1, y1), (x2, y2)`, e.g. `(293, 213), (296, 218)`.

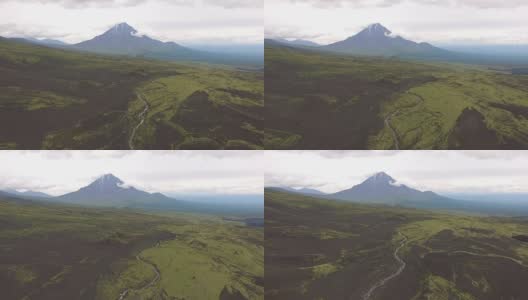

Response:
(265, 0), (528, 45)
(0, 0), (262, 44)
(265, 151), (528, 195)
(0, 151), (263, 196)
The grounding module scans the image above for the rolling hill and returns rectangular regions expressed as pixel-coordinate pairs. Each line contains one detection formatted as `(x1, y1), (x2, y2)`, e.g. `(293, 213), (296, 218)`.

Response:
(266, 186), (326, 196)
(265, 188), (528, 300)
(0, 189), (263, 300)
(264, 42), (528, 150)
(268, 37), (321, 48)
(0, 36), (264, 150)
(1, 188), (51, 199)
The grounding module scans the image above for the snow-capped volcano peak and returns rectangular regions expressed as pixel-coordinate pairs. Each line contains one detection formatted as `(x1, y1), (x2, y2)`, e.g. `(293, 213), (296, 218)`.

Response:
(88, 174), (125, 191)
(364, 172), (396, 185)
(364, 23), (391, 36)
(107, 22), (137, 35)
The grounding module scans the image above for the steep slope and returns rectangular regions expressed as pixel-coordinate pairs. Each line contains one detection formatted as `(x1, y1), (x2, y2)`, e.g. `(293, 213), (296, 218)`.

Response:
(51, 174), (262, 215)
(55, 174), (171, 207)
(71, 22), (261, 65)
(324, 172), (528, 215)
(323, 23), (449, 57)
(74, 23), (194, 57)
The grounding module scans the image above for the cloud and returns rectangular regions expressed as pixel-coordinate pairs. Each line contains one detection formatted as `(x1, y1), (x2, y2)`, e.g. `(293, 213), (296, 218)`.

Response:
(458, 151), (528, 160)
(437, 0), (528, 8)
(0, 0), (261, 9)
(283, 0), (400, 8)
(203, 0), (262, 8)
(265, 26), (323, 40)
(0, 151), (263, 196)
(272, 150), (401, 159)
(0, 174), (58, 192)
(117, 182), (133, 189)
(265, 173), (329, 189)
(0, 23), (69, 39)
(265, 151), (528, 194)
(1, 0), (148, 9)
(281, 0), (528, 9)
(0, 0), (262, 44)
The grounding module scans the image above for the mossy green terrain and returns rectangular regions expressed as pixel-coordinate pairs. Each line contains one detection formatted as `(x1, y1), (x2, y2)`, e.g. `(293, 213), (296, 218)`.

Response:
(265, 189), (528, 300)
(265, 45), (528, 149)
(0, 195), (263, 300)
(0, 38), (263, 149)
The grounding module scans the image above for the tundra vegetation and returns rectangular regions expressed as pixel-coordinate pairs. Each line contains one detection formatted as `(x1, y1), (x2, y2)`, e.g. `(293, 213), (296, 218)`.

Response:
(265, 189), (528, 300)
(265, 46), (528, 149)
(0, 194), (263, 300)
(0, 38), (263, 150)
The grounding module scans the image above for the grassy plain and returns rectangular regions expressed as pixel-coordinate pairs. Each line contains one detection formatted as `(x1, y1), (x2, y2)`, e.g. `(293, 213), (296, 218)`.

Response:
(265, 189), (528, 300)
(265, 45), (528, 149)
(0, 38), (263, 149)
(0, 195), (263, 300)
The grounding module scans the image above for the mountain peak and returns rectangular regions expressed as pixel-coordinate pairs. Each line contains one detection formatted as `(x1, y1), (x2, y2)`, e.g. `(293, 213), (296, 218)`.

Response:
(364, 172), (396, 184)
(362, 23), (391, 36)
(106, 22), (137, 35)
(91, 173), (124, 187)
(323, 22), (448, 57)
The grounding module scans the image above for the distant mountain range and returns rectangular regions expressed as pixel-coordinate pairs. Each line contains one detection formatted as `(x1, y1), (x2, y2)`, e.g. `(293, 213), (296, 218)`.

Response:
(267, 23), (449, 58)
(7, 22), (262, 66)
(2, 188), (52, 199)
(268, 172), (528, 216)
(270, 37), (321, 48)
(21, 37), (69, 47)
(1, 174), (262, 216)
(266, 23), (528, 65)
(267, 186), (327, 196)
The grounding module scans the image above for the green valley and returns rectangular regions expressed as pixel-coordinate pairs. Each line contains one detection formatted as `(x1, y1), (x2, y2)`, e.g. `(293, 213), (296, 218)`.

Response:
(265, 189), (528, 300)
(0, 38), (263, 150)
(265, 45), (528, 149)
(0, 194), (264, 300)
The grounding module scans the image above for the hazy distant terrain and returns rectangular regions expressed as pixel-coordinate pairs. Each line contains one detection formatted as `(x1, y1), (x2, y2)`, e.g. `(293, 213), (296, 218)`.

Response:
(13, 23), (263, 67)
(269, 172), (528, 216)
(265, 189), (528, 300)
(265, 24), (528, 150)
(1, 174), (263, 216)
(0, 24), (263, 150)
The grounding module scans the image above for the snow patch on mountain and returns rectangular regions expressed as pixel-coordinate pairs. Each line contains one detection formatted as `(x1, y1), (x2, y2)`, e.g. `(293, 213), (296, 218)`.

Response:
(117, 182), (132, 189)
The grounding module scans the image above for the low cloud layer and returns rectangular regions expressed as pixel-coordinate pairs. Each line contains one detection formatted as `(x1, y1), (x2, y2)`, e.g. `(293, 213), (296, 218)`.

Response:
(0, 0), (262, 9)
(0, 151), (263, 196)
(265, 151), (528, 194)
(0, 0), (262, 43)
(283, 0), (528, 9)
(266, 0), (528, 44)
